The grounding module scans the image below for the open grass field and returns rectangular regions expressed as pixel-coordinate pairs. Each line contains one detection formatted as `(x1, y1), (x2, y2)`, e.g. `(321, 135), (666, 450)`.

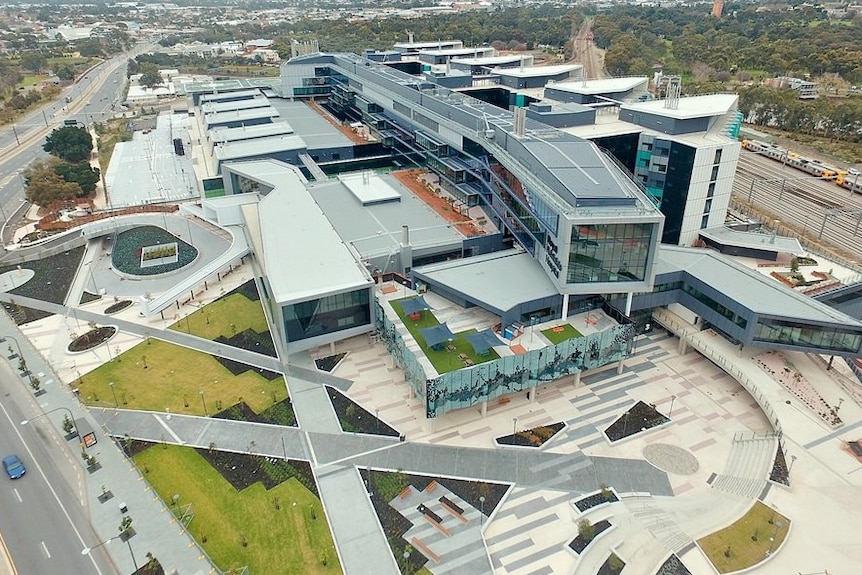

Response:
(541, 323), (583, 345)
(134, 445), (340, 575)
(75, 339), (286, 415)
(169, 292), (269, 340)
(697, 501), (790, 573)
(390, 298), (499, 374)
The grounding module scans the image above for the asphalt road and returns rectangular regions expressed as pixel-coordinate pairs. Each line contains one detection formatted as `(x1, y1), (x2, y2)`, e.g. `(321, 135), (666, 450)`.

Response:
(732, 150), (862, 265)
(0, 359), (117, 575)
(0, 41), (155, 241)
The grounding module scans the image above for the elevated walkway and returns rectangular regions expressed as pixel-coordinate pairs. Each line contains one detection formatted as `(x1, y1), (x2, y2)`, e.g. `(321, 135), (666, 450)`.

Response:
(299, 153), (329, 181)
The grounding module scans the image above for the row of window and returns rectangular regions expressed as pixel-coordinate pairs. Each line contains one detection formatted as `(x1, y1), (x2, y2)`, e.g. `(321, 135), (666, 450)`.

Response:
(566, 223), (653, 284)
(283, 288), (371, 342)
(682, 283), (748, 329)
(754, 319), (862, 353)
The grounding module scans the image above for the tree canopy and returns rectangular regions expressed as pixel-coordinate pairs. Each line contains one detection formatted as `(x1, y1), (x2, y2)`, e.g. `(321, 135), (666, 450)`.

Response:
(43, 126), (93, 163)
(23, 158), (83, 207)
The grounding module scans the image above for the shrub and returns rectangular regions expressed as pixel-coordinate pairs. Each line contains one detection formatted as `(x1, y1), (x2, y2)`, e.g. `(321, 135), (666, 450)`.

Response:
(578, 518), (595, 542)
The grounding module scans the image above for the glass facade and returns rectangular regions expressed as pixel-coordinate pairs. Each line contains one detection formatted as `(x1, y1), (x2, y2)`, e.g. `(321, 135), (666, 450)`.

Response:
(754, 319), (862, 353)
(283, 288), (371, 342)
(566, 223), (654, 284)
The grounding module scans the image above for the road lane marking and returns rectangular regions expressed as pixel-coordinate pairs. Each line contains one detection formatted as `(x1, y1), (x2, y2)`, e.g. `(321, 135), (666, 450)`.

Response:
(40, 541), (50, 559)
(12, 488), (21, 503)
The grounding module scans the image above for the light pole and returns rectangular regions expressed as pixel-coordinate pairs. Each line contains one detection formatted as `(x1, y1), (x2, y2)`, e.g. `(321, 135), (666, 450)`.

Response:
(789, 454), (797, 474)
(512, 417), (518, 436)
(199, 390), (208, 416)
(82, 534), (138, 570)
(0, 335), (33, 387)
(479, 495), (485, 526)
(21, 406), (81, 445)
(669, 395), (676, 418)
(109, 381), (118, 407)
(836, 397), (844, 414)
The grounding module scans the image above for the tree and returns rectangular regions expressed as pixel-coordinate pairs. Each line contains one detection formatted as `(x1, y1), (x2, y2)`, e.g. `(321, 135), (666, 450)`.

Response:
(55, 64), (75, 81)
(54, 161), (100, 194)
(578, 518), (596, 542)
(43, 126), (93, 162)
(139, 63), (163, 89)
(20, 51), (46, 73)
(23, 159), (81, 206)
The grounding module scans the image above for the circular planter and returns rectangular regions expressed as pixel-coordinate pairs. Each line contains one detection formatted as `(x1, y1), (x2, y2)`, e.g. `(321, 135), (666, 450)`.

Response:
(68, 326), (118, 353)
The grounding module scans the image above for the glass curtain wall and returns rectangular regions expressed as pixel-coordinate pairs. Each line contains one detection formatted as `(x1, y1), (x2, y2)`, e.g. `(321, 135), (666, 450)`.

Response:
(284, 288), (371, 342)
(567, 223), (654, 284)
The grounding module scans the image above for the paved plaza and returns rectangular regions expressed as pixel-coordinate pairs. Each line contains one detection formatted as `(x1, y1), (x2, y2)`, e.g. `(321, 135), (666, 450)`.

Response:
(2, 239), (862, 574)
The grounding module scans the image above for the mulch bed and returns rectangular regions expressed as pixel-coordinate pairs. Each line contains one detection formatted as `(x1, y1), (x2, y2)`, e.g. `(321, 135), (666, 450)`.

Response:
(656, 554), (692, 575)
(213, 399), (297, 428)
(496, 422), (565, 447)
(214, 327), (277, 360)
(210, 347), (281, 379)
(568, 519), (611, 554)
(132, 557), (164, 575)
(1, 246), (85, 324)
(605, 400), (670, 442)
(315, 352), (347, 372)
(327, 386), (399, 437)
(573, 490), (619, 512)
(598, 553), (625, 575)
(360, 468), (509, 575)
(769, 443), (790, 486)
(232, 279), (260, 301)
(195, 448), (318, 495)
(104, 300), (133, 314)
(68, 326), (117, 352)
(80, 291), (101, 305)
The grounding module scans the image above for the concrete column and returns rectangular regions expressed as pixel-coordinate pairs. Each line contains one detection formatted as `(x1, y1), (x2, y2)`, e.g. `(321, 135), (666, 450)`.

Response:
(678, 338), (687, 355)
(561, 294), (569, 320)
(530, 385), (537, 403)
(480, 401), (487, 417)
(625, 292), (633, 316)
(617, 357), (625, 374)
(330, 341), (335, 354)
(573, 370), (581, 388)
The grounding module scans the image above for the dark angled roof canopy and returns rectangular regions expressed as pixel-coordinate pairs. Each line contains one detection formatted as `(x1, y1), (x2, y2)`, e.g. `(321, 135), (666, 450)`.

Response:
(420, 323), (455, 348)
(401, 296), (432, 316)
(465, 329), (504, 355)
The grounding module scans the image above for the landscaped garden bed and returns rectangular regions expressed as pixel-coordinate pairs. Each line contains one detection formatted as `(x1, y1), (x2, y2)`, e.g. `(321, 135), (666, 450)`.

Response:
(80, 290), (101, 305)
(68, 326), (117, 352)
(132, 443), (340, 575)
(598, 552), (625, 575)
(568, 519), (612, 554)
(360, 468), (509, 575)
(111, 226), (197, 276)
(171, 280), (277, 358)
(604, 400), (670, 442)
(541, 324), (583, 345)
(131, 554), (164, 575)
(1, 246), (85, 324)
(315, 353), (347, 372)
(104, 299), (133, 314)
(697, 501), (790, 574)
(75, 339), (288, 416)
(769, 444), (790, 486)
(213, 399), (297, 428)
(495, 422), (565, 447)
(656, 554), (692, 575)
(573, 486), (619, 512)
(327, 386), (399, 437)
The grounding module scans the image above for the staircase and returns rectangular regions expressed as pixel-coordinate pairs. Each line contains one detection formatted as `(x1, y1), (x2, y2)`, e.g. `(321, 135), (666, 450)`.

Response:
(711, 434), (777, 500)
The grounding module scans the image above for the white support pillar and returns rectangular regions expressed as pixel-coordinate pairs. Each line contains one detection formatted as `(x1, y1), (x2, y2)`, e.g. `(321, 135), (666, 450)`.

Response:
(624, 292), (633, 317)
(573, 370), (581, 388)
(530, 385), (537, 403)
(617, 357), (625, 374)
(678, 338), (688, 356)
(480, 401), (487, 417)
(561, 294), (569, 320)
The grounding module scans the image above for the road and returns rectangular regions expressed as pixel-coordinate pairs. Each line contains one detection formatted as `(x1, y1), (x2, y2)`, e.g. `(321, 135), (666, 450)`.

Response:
(0, 41), (154, 243)
(0, 359), (117, 575)
(570, 18), (604, 80)
(731, 150), (862, 267)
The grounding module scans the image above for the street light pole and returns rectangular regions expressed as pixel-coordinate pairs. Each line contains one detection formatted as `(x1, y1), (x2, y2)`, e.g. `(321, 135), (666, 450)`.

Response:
(199, 390), (208, 416)
(21, 406), (81, 446)
(82, 534), (138, 570)
(512, 417), (518, 436)
(109, 381), (118, 407)
(669, 395), (676, 418)
(479, 495), (485, 526)
(0, 335), (33, 388)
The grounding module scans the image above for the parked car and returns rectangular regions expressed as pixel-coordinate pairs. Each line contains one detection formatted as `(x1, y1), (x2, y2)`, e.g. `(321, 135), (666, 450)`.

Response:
(2, 455), (25, 479)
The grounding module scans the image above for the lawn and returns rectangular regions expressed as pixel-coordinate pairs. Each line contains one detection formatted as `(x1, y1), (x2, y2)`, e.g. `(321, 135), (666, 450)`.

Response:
(169, 292), (269, 340)
(134, 445), (340, 575)
(390, 298), (499, 374)
(541, 323), (583, 345)
(75, 339), (286, 415)
(698, 501), (790, 573)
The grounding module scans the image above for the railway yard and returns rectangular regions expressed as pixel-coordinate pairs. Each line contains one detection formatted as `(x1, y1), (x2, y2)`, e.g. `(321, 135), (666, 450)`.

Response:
(730, 150), (862, 269)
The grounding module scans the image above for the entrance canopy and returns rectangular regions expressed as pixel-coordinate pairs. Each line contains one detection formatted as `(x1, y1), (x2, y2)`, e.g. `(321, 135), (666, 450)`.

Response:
(420, 323), (455, 349)
(401, 296), (431, 316)
(465, 329), (503, 355)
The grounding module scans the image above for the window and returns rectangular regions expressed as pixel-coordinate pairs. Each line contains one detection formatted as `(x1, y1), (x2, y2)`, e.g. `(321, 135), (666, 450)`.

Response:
(710, 165), (719, 181)
(566, 223), (654, 284)
(707, 182), (716, 198)
(704, 199), (713, 213)
(701, 214), (710, 229)
(713, 149), (723, 164)
(657, 164), (667, 173)
(283, 288), (371, 342)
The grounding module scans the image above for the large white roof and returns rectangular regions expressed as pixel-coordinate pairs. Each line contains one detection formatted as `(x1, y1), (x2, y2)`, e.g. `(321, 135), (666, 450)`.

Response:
(548, 76), (649, 95)
(253, 162), (372, 303)
(494, 64), (582, 78)
(620, 94), (739, 120)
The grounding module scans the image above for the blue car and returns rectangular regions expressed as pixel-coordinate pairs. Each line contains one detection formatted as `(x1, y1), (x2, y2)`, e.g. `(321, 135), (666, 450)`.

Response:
(2, 455), (25, 479)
